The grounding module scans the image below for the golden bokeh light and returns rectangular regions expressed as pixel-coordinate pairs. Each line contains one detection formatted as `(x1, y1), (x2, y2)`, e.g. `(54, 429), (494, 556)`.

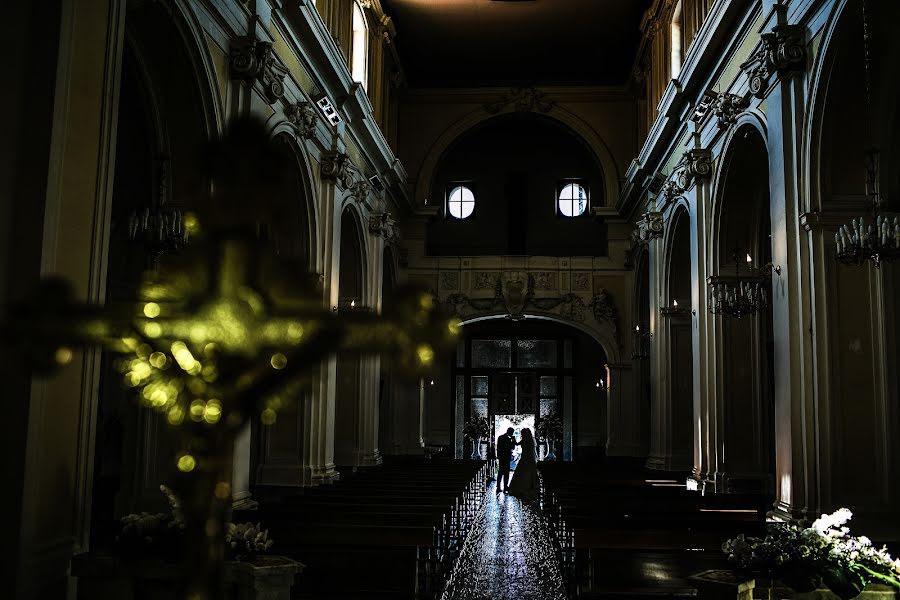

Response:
(177, 454), (197, 472)
(143, 302), (161, 318)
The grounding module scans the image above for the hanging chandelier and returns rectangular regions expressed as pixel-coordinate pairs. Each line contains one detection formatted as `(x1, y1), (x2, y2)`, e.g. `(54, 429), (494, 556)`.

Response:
(834, 149), (899, 268)
(707, 250), (780, 319)
(834, 0), (899, 269)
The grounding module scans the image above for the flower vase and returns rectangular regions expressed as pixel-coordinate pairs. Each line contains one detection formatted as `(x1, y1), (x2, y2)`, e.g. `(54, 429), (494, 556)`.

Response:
(546, 438), (557, 461)
(470, 438), (482, 460)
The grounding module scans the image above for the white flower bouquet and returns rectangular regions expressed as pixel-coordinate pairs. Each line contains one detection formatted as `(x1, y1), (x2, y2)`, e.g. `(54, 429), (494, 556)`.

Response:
(722, 508), (900, 599)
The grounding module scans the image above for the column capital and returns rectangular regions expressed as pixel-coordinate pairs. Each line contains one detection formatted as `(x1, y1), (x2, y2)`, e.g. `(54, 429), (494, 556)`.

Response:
(740, 23), (806, 99)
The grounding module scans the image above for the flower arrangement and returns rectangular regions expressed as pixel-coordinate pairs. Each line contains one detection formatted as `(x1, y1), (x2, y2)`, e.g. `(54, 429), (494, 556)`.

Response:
(722, 508), (900, 599)
(536, 413), (563, 441)
(117, 485), (274, 561)
(226, 522), (274, 558)
(462, 416), (490, 440)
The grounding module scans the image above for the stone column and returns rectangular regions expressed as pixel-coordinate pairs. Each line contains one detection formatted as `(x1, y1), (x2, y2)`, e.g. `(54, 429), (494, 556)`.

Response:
(606, 363), (639, 457)
(693, 167), (719, 490)
(743, 6), (813, 518)
(6, 1), (126, 597)
(646, 235), (669, 469)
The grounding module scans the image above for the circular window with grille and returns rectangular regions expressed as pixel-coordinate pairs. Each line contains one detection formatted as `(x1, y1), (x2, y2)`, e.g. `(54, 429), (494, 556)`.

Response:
(558, 183), (588, 217)
(447, 185), (475, 219)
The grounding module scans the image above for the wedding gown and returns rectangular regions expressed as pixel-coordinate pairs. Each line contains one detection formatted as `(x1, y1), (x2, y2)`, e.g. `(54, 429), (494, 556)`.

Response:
(508, 436), (539, 502)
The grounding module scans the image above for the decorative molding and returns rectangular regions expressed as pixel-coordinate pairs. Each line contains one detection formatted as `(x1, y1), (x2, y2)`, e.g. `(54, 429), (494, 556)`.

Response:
(229, 36), (288, 104)
(320, 152), (356, 189)
(676, 149), (712, 189)
(571, 272), (591, 292)
(348, 179), (372, 204)
(635, 211), (665, 244)
(711, 92), (750, 129)
(532, 271), (558, 291)
(443, 282), (618, 342)
(740, 24), (806, 98)
(285, 102), (319, 138)
(484, 87), (554, 115)
(660, 180), (684, 207)
(472, 272), (499, 291)
(368, 213), (400, 245)
(439, 271), (459, 291)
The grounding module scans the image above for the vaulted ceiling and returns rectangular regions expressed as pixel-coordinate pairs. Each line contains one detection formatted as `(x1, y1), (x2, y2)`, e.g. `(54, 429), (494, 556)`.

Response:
(380, 0), (652, 87)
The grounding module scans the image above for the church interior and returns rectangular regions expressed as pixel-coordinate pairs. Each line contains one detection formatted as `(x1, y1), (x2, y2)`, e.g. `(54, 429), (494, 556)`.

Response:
(4, 0), (900, 599)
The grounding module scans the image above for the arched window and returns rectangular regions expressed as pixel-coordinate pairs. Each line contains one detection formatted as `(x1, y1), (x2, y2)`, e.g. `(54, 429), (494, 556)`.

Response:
(670, 0), (684, 79)
(351, 2), (368, 90)
(447, 185), (475, 219)
(558, 182), (588, 217)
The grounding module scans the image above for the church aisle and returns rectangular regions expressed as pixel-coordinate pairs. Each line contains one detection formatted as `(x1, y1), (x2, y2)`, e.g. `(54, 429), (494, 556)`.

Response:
(440, 482), (568, 600)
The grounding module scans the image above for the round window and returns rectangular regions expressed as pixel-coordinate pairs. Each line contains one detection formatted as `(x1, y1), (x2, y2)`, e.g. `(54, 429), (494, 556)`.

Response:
(448, 185), (475, 219)
(558, 183), (588, 217)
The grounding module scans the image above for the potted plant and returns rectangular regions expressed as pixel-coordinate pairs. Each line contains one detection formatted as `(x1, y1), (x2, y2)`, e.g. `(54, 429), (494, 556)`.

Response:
(71, 485), (301, 600)
(722, 508), (900, 600)
(462, 416), (490, 459)
(537, 413), (563, 460)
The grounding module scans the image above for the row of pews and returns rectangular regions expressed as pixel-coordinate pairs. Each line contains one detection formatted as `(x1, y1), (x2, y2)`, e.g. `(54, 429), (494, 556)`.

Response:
(539, 462), (769, 600)
(252, 457), (488, 600)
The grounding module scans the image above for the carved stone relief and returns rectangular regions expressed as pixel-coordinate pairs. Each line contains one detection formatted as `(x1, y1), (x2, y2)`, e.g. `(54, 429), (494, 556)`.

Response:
(230, 37), (288, 104)
(320, 152), (356, 189)
(571, 272), (591, 292)
(285, 102), (319, 138)
(368, 213), (400, 245)
(484, 87), (555, 114)
(473, 272), (499, 291)
(439, 272), (459, 291)
(532, 271), (558, 291)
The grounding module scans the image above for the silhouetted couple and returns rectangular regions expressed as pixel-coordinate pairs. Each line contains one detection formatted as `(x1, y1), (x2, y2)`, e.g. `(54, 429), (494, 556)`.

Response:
(496, 426), (538, 502)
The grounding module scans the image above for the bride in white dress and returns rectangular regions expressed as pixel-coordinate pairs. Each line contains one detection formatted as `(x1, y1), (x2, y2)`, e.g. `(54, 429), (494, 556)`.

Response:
(508, 427), (539, 502)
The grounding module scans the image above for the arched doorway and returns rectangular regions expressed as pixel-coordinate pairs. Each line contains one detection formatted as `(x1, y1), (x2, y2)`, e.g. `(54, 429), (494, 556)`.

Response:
(335, 207), (367, 468)
(450, 318), (608, 462)
(714, 125), (776, 494)
(807, 0), (900, 528)
(662, 206), (693, 470)
(90, 2), (214, 546)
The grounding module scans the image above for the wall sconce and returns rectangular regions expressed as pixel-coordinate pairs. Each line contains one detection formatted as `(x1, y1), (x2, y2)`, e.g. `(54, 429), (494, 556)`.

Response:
(429, 379), (435, 386)
(595, 379), (605, 390)
(631, 325), (652, 360)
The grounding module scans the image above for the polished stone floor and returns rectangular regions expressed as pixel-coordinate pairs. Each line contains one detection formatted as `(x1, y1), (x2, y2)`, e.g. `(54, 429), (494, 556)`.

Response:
(440, 482), (568, 600)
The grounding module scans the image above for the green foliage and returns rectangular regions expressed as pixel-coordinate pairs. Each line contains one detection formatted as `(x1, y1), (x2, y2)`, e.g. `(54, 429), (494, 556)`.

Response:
(722, 509), (900, 599)
(536, 413), (562, 440)
(462, 416), (490, 439)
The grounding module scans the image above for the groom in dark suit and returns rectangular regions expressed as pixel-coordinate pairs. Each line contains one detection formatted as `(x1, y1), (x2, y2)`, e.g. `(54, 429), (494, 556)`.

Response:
(496, 427), (518, 495)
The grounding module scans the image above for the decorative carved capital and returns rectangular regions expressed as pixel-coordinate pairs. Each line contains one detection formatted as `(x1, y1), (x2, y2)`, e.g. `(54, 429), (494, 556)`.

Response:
(677, 149), (712, 189)
(285, 102), (318, 139)
(740, 24), (806, 98)
(634, 211), (665, 244)
(230, 36), (288, 104)
(485, 87), (554, 115)
(320, 152), (356, 189)
(368, 213), (400, 245)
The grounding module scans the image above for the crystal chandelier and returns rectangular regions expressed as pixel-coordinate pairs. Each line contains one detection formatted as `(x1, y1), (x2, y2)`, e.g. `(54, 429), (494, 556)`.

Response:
(707, 250), (780, 319)
(834, 0), (899, 269)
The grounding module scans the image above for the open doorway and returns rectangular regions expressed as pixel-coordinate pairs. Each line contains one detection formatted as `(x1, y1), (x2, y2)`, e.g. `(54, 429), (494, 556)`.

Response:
(494, 413), (535, 471)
